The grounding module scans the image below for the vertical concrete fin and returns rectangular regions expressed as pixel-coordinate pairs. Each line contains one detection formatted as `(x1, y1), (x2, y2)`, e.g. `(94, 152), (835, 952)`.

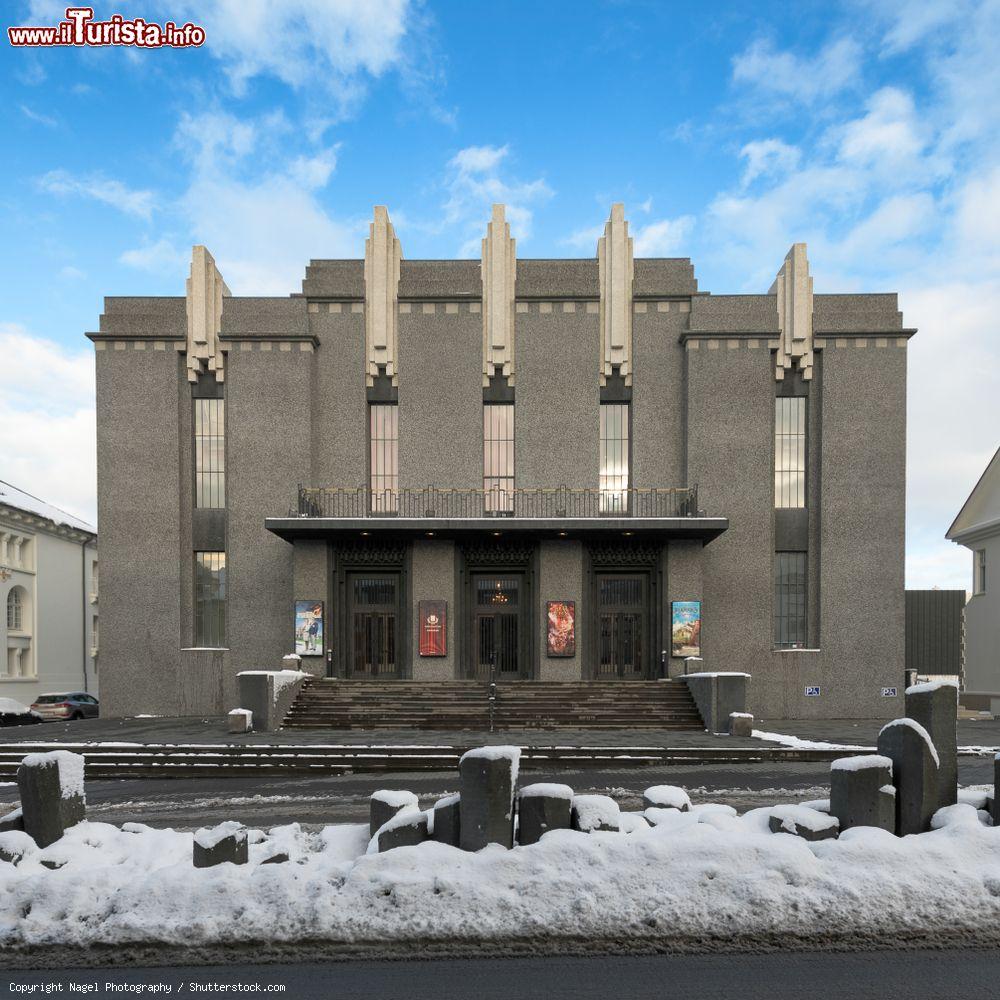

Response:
(481, 203), (517, 387)
(364, 205), (402, 387)
(185, 245), (230, 383)
(770, 243), (814, 381)
(597, 203), (634, 386)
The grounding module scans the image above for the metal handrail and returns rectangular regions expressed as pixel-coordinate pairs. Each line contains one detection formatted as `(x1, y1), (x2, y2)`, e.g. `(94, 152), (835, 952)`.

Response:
(294, 485), (700, 519)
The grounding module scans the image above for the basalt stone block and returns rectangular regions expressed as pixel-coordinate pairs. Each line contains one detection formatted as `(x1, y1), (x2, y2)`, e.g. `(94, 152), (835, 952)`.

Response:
(830, 755), (895, 833)
(431, 794), (461, 848)
(643, 785), (691, 812)
(376, 811), (429, 853)
(260, 851), (289, 865)
(993, 757), (1000, 828)
(571, 794), (620, 833)
(0, 808), (24, 833)
(17, 750), (86, 849)
(517, 783), (573, 846)
(877, 719), (940, 835)
(193, 822), (249, 868)
(459, 746), (520, 851)
(729, 712), (754, 738)
(768, 805), (839, 841)
(0, 831), (34, 865)
(906, 681), (958, 812)
(370, 789), (419, 837)
(228, 709), (252, 734)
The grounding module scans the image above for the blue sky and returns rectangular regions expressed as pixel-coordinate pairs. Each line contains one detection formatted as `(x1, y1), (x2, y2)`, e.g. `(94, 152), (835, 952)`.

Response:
(2, 0), (998, 591)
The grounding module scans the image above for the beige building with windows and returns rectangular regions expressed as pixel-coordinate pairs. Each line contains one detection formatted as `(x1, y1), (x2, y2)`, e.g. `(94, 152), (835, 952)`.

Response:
(1, 480), (98, 707)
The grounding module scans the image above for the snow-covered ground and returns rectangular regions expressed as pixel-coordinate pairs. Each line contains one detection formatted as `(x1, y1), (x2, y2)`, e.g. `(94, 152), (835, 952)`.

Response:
(3, 799), (1000, 950)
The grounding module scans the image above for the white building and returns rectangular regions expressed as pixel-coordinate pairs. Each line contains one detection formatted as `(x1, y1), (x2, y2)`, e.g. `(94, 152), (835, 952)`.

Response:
(947, 446), (999, 706)
(1, 480), (98, 707)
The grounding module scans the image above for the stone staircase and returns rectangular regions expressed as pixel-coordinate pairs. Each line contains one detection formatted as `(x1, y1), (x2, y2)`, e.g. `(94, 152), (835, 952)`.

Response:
(282, 678), (705, 731)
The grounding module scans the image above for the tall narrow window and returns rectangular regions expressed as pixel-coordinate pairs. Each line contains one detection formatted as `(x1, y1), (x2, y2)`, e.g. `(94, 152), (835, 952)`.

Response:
(975, 549), (987, 594)
(774, 552), (807, 648)
(600, 403), (630, 513)
(369, 404), (398, 513)
(484, 404), (514, 514)
(194, 398), (225, 508)
(774, 397), (806, 508)
(194, 551), (226, 647)
(6, 589), (22, 631)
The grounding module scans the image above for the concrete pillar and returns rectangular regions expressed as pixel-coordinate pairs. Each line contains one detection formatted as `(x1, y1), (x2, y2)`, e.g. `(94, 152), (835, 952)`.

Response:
(370, 790), (419, 837)
(830, 755), (895, 832)
(375, 812), (429, 852)
(17, 751), (86, 849)
(193, 823), (248, 867)
(517, 783), (573, 845)
(571, 794), (620, 832)
(877, 719), (940, 835)
(431, 794), (461, 847)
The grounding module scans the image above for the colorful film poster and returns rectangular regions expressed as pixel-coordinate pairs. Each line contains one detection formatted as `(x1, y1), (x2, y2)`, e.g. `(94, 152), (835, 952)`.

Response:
(294, 600), (324, 656)
(671, 600), (702, 657)
(546, 600), (576, 657)
(419, 600), (447, 656)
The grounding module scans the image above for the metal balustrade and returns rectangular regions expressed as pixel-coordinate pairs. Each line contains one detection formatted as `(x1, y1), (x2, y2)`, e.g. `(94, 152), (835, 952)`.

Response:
(294, 485), (700, 519)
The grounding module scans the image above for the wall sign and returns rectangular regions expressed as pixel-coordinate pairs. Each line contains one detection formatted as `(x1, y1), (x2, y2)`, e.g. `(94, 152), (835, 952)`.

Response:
(418, 600), (447, 657)
(671, 601), (702, 657)
(294, 600), (324, 656)
(546, 600), (576, 657)
(804, 685), (821, 697)
(881, 687), (898, 697)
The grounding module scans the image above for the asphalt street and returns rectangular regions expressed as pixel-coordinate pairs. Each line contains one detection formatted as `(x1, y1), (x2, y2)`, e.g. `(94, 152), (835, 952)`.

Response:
(6, 950), (1000, 999)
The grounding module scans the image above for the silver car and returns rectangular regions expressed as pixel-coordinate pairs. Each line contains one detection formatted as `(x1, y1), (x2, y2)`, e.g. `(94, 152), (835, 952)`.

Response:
(30, 692), (100, 722)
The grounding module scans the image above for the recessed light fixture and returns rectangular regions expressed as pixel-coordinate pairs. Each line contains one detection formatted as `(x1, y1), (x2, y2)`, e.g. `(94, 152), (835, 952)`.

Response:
(360, 531), (370, 537)
(426, 531), (435, 537)
(558, 531), (568, 537)
(622, 531), (634, 537)
(492, 531), (502, 537)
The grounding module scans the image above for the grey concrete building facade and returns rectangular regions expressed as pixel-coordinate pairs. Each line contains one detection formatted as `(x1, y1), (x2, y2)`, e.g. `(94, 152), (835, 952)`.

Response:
(88, 205), (913, 720)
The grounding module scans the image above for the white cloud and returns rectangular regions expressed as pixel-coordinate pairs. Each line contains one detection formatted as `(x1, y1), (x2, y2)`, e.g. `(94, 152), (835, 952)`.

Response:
(20, 104), (57, 128)
(171, 0), (411, 109)
(38, 169), (155, 221)
(836, 88), (927, 173)
(119, 238), (188, 277)
(632, 216), (695, 256)
(731, 36), (862, 104)
(953, 165), (1000, 262)
(739, 138), (801, 188)
(442, 144), (552, 255)
(0, 324), (96, 525)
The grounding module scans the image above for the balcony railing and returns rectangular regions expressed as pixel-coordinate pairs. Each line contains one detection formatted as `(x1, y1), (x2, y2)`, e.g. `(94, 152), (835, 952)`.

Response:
(295, 485), (700, 519)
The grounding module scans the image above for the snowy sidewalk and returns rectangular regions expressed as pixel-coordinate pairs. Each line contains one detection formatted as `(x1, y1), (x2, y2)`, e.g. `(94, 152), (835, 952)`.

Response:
(3, 802), (1000, 955)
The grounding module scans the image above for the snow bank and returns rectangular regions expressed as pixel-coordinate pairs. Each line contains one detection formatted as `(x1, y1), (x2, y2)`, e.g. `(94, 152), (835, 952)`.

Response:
(0, 698), (30, 715)
(20, 750), (84, 800)
(753, 731), (871, 751)
(519, 783), (573, 801)
(831, 754), (893, 773)
(879, 718), (940, 767)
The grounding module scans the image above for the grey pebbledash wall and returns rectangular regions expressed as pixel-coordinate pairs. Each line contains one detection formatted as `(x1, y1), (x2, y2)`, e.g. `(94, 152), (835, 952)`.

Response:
(88, 213), (913, 721)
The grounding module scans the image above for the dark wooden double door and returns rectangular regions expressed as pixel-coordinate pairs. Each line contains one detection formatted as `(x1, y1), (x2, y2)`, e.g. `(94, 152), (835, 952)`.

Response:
(348, 572), (400, 678)
(595, 573), (649, 679)
(470, 573), (526, 679)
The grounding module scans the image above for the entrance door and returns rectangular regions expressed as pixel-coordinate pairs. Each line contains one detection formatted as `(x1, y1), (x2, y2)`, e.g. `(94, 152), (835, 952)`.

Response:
(472, 575), (522, 679)
(596, 574), (647, 679)
(349, 573), (400, 678)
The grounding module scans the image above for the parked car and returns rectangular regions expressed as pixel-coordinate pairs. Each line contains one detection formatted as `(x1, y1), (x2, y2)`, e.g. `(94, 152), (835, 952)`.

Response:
(0, 697), (42, 727)
(30, 692), (100, 722)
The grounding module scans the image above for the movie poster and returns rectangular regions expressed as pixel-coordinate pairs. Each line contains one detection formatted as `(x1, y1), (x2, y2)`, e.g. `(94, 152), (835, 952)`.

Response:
(546, 600), (576, 657)
(294, 600), (324, 656)
(419, 600), (447, 656)
(671, 600), (702, 657)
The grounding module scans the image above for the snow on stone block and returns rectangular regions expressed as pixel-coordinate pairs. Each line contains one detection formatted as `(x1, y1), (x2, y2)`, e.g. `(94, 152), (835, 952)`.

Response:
(831, 754), (894, 773)
(228, 708), (252, 734)
(878, 718), (940, 767)
(930, 803), (988, 830)
(193, 821), (248, 868)
(644, 806), (697, 828)
(905, 680), (959, 696)
(517, 785), (573, 846)
(958, 788), (991, 811)
(370, 790), (419, 837)
(571, 794), (620, 833)
(618, 812), (650, 834)
(643, 785), (691, 812)
(370, 809), (429, 854)
(0, 830), (36, 865)
(768, 805), (839, 842)
(519, 783), (574, 801)
(729, 712), (754, 737)
(800, 799), (830, 814)
(17, 750), (86, 849)
(459, 747), (520, 851)
(0, 807), (24, 833)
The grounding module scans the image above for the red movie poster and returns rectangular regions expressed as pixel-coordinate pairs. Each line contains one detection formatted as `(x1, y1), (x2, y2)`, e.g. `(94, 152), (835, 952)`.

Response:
(419, 600), (447, 656)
